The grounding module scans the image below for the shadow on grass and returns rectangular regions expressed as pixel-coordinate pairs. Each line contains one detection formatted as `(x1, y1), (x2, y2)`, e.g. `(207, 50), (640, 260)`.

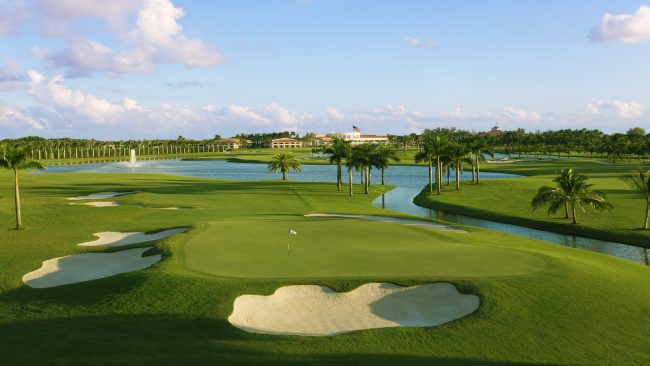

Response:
(0, 313), (572, 366)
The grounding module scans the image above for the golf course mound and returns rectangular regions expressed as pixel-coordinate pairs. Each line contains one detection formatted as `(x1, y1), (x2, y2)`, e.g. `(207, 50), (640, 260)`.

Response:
(22, 247), (161, 288)
(184, 217), (546, 278)
(67, 191), (137, 200)
(305, 213), (466, 232)
(70, 201), (121, 207)
(228, 282), (479, 336)
(78, 227), (189, 247)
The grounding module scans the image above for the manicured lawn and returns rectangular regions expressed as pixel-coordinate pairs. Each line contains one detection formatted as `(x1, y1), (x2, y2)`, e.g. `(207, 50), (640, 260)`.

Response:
(416, 159), (650, 247)
(0, 169), (649, 365)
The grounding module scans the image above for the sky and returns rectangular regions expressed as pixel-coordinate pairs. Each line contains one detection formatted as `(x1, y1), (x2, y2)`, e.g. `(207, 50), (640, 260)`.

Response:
(1, 0), (650, 139)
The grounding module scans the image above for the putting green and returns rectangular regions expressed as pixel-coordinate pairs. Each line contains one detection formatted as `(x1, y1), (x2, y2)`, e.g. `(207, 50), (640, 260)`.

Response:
(182, 217), (547, 278)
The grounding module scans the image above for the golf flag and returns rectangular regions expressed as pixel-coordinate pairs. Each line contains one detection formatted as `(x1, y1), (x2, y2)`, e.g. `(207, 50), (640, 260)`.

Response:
(289, 229), (297, 235)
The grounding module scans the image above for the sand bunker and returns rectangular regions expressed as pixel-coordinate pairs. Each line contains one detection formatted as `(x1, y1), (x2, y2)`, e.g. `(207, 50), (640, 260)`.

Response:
(69, 201), (121, 207)
(22, 247), (161, 288)
(305, 213), (466, 233)
(78, 227), (189, 248)
(67, 191), (137, 200)
(229, 282), (479, 336)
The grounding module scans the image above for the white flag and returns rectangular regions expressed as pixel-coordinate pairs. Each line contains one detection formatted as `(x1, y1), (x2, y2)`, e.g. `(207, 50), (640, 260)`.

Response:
(289, 229), (297, 235)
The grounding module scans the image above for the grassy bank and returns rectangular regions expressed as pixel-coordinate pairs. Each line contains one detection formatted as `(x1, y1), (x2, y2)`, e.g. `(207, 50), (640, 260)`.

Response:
(415, 159), (650, 248)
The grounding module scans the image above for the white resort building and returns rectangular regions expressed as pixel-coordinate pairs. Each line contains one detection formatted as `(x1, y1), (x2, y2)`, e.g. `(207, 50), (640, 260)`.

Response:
(268, 138), (303, 148)
(312, 128), (388, 146)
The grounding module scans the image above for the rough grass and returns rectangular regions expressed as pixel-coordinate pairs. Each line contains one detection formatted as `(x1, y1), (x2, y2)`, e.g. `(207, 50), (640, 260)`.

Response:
(0, 169), (649, 365)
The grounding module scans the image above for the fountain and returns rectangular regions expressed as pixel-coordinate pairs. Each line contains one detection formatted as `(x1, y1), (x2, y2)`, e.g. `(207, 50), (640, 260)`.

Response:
(129, 149), (137, 167)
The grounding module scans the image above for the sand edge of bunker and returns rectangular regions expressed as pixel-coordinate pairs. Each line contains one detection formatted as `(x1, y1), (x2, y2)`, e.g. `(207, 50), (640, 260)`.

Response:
(78, 227), (190, 247)
(22, 247), (162, 288)
(228, 282), (479, 336)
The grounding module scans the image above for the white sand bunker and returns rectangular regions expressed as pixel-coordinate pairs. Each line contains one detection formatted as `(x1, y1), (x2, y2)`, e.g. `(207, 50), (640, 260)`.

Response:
(305, 213), (466, 233)
(228, 282), (479, 336)
(69, 201), (121, 207)
(78, 227), (189, 247)
(22, 247), (161, 288)
(67, 191), (137, 200)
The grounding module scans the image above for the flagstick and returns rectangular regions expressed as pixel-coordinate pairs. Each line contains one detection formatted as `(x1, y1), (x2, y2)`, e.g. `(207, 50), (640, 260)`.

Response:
(287, 234), (291, 257)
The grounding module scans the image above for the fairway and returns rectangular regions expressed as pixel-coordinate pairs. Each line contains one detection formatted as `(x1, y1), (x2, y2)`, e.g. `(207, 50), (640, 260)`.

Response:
(183, 217), (547, 278)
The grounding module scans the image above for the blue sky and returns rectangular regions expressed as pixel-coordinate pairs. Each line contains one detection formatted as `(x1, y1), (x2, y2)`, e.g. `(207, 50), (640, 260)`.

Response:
(1, 0), (650, 139)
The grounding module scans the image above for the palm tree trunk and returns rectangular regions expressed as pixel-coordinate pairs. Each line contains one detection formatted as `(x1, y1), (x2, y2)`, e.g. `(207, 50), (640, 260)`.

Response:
(428, 159), (433, 193)
(643, 200), (649, 230)
(447, 165), (451, 186)
(348, 169), (353, 197)
(476, 157), (481, 184)
(455, 166), (460, 190)
(436, 157), (441, 195)
(336, 163), (342, 191)
(364, 166), (369, 194)
(571, 204), (577, 224)
(381, 167), (385, 185)
(14, 169), (21, 229)
(564, 202), (569, 219)
(282, 170), (287, 180)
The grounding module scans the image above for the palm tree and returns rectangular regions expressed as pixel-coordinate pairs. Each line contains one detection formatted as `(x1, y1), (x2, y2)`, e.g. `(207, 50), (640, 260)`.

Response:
(531, 169), (613, 224)
(323, 137), (351, 191)
(267, 153), (302, 180)
(448, 143), (471, 190)
(0, 145), (45, 229)
(469, 140), (494, 184)
(370, 145), (401, 185)
(415, 135), (449, 194)
(353, 144), (376, 194)
(345, 151), (364, 197)
(621, 167), (650, 230)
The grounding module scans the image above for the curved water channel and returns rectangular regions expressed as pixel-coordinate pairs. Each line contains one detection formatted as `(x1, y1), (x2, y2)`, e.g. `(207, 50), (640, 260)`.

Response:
(44, 159), (649, 265)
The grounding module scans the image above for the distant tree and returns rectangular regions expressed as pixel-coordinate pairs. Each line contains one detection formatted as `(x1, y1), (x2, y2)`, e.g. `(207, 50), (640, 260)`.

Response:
(532, 169), (613, 224)
(621, 167), (650, 230)
(469, 139), (494, 184)
(0, 145), (45, 229)
(415, 134), (449, 194)
(267, 153), (302, 180)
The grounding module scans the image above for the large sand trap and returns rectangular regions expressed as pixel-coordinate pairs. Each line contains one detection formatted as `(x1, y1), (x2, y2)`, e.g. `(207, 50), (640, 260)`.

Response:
(305, 213), (466, 233)
(69, 201), (120, 207)
(229, 282), (479, 336)
(67, 191), (137, 200)
(78, 227), (189, 247)
(22, 247), (161, 288)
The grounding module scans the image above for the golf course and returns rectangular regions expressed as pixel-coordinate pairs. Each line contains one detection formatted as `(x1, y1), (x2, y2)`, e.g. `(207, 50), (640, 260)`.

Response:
(1, 158), (649, 365)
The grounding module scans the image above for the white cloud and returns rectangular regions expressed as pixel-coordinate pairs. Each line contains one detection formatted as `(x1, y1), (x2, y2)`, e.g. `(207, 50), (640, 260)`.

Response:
(402, 36), (436, 49)
(498, 107), (542, 122)
(589, 5), (650, 44)
(325, 106), (344, 120)
(0, 102), (45, 130)
(585, 98), (645, 118)
(37, 0), (225, 76)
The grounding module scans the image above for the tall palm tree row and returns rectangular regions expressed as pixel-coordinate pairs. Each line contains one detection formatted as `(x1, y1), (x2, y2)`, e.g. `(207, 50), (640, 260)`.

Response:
(0, 145), (45, 229)
(415, 135), (449, 194)
(447, 143), (472, 190)
(621, 167), (650, 230)
(531, 169), (613, 224)
(267, 153), (302, 181)
(323, 137), (351, 191)
(469, 140), (494, 184)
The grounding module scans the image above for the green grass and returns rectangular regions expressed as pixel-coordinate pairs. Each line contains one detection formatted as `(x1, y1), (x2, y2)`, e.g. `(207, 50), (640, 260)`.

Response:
(415, 159), (650, 247)
(0, 169), (649, 365)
